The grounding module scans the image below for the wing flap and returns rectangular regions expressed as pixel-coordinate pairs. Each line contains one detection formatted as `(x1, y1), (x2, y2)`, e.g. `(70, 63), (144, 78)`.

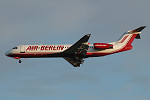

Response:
(64, 57), (84, 67)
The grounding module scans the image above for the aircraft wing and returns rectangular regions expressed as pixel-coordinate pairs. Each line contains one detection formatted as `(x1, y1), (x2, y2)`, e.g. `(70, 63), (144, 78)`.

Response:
(63, 34), (91, 67)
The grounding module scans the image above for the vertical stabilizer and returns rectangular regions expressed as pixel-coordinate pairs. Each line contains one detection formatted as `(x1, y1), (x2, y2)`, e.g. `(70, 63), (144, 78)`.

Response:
(115, 26), (146, 51)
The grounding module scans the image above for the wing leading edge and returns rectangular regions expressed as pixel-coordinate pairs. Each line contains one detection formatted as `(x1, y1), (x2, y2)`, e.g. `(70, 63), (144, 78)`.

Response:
(63, 34), (91, 67)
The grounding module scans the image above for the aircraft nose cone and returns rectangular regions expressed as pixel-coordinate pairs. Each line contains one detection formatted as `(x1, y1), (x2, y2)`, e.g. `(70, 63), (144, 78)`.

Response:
(5, 50), (10, 56)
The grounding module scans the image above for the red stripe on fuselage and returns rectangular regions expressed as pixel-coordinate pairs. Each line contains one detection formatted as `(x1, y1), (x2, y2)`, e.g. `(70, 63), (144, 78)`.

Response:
(9, 52), (61, 58)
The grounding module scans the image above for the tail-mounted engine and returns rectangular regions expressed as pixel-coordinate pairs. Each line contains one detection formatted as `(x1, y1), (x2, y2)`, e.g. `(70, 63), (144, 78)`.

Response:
(94, 43), (113, 49)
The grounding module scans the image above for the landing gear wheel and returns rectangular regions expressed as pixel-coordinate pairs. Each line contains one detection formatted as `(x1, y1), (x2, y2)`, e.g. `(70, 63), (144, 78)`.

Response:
(19, 60), (22, 63)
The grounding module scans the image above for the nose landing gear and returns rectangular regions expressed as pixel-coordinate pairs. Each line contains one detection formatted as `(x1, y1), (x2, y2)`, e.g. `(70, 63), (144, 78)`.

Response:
(14, 57), (22, 63)
(19, 59), (22, 63)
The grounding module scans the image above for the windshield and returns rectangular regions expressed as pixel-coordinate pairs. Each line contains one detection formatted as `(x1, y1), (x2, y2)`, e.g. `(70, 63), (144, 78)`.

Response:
(13, 47), (18, 49)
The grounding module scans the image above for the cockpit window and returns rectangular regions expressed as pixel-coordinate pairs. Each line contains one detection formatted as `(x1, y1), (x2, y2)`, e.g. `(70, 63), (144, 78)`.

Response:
(13, 47), (18, 49)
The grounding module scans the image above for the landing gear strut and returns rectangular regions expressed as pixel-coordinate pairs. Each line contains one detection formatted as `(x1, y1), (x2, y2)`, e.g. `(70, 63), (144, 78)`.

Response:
(19, 59), (22, 63)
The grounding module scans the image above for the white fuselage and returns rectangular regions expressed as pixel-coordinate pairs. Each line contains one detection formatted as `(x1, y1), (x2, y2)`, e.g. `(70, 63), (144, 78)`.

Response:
(5, 39), (130, 58)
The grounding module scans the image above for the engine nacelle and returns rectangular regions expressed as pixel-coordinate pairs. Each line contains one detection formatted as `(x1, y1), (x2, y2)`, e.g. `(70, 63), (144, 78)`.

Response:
(94, 43), (113, 49)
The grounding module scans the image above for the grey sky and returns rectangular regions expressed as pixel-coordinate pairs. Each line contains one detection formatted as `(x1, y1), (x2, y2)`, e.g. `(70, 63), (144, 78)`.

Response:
(0, 0), (150, 100)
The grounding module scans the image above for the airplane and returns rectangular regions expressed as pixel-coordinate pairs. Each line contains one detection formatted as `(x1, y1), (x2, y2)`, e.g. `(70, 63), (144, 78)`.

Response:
(5, 26), (146, 67)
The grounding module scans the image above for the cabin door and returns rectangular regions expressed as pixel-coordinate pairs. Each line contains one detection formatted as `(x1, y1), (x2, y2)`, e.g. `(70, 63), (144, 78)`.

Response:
(20, 45), (25, 53)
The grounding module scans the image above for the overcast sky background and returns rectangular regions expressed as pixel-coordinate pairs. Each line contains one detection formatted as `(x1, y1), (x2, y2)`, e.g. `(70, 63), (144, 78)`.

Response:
(0, 0), (150, 100)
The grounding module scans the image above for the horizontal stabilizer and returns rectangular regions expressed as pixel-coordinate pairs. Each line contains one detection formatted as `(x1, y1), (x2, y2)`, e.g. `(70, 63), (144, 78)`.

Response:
(133, 26), (146, 32)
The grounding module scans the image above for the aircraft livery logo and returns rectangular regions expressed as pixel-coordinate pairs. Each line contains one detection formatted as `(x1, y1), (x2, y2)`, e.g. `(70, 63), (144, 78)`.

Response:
(26, 45), (64, 51)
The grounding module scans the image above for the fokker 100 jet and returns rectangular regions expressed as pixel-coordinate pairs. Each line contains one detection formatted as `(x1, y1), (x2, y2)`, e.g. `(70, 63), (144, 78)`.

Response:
(5, 26), (146, 67)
